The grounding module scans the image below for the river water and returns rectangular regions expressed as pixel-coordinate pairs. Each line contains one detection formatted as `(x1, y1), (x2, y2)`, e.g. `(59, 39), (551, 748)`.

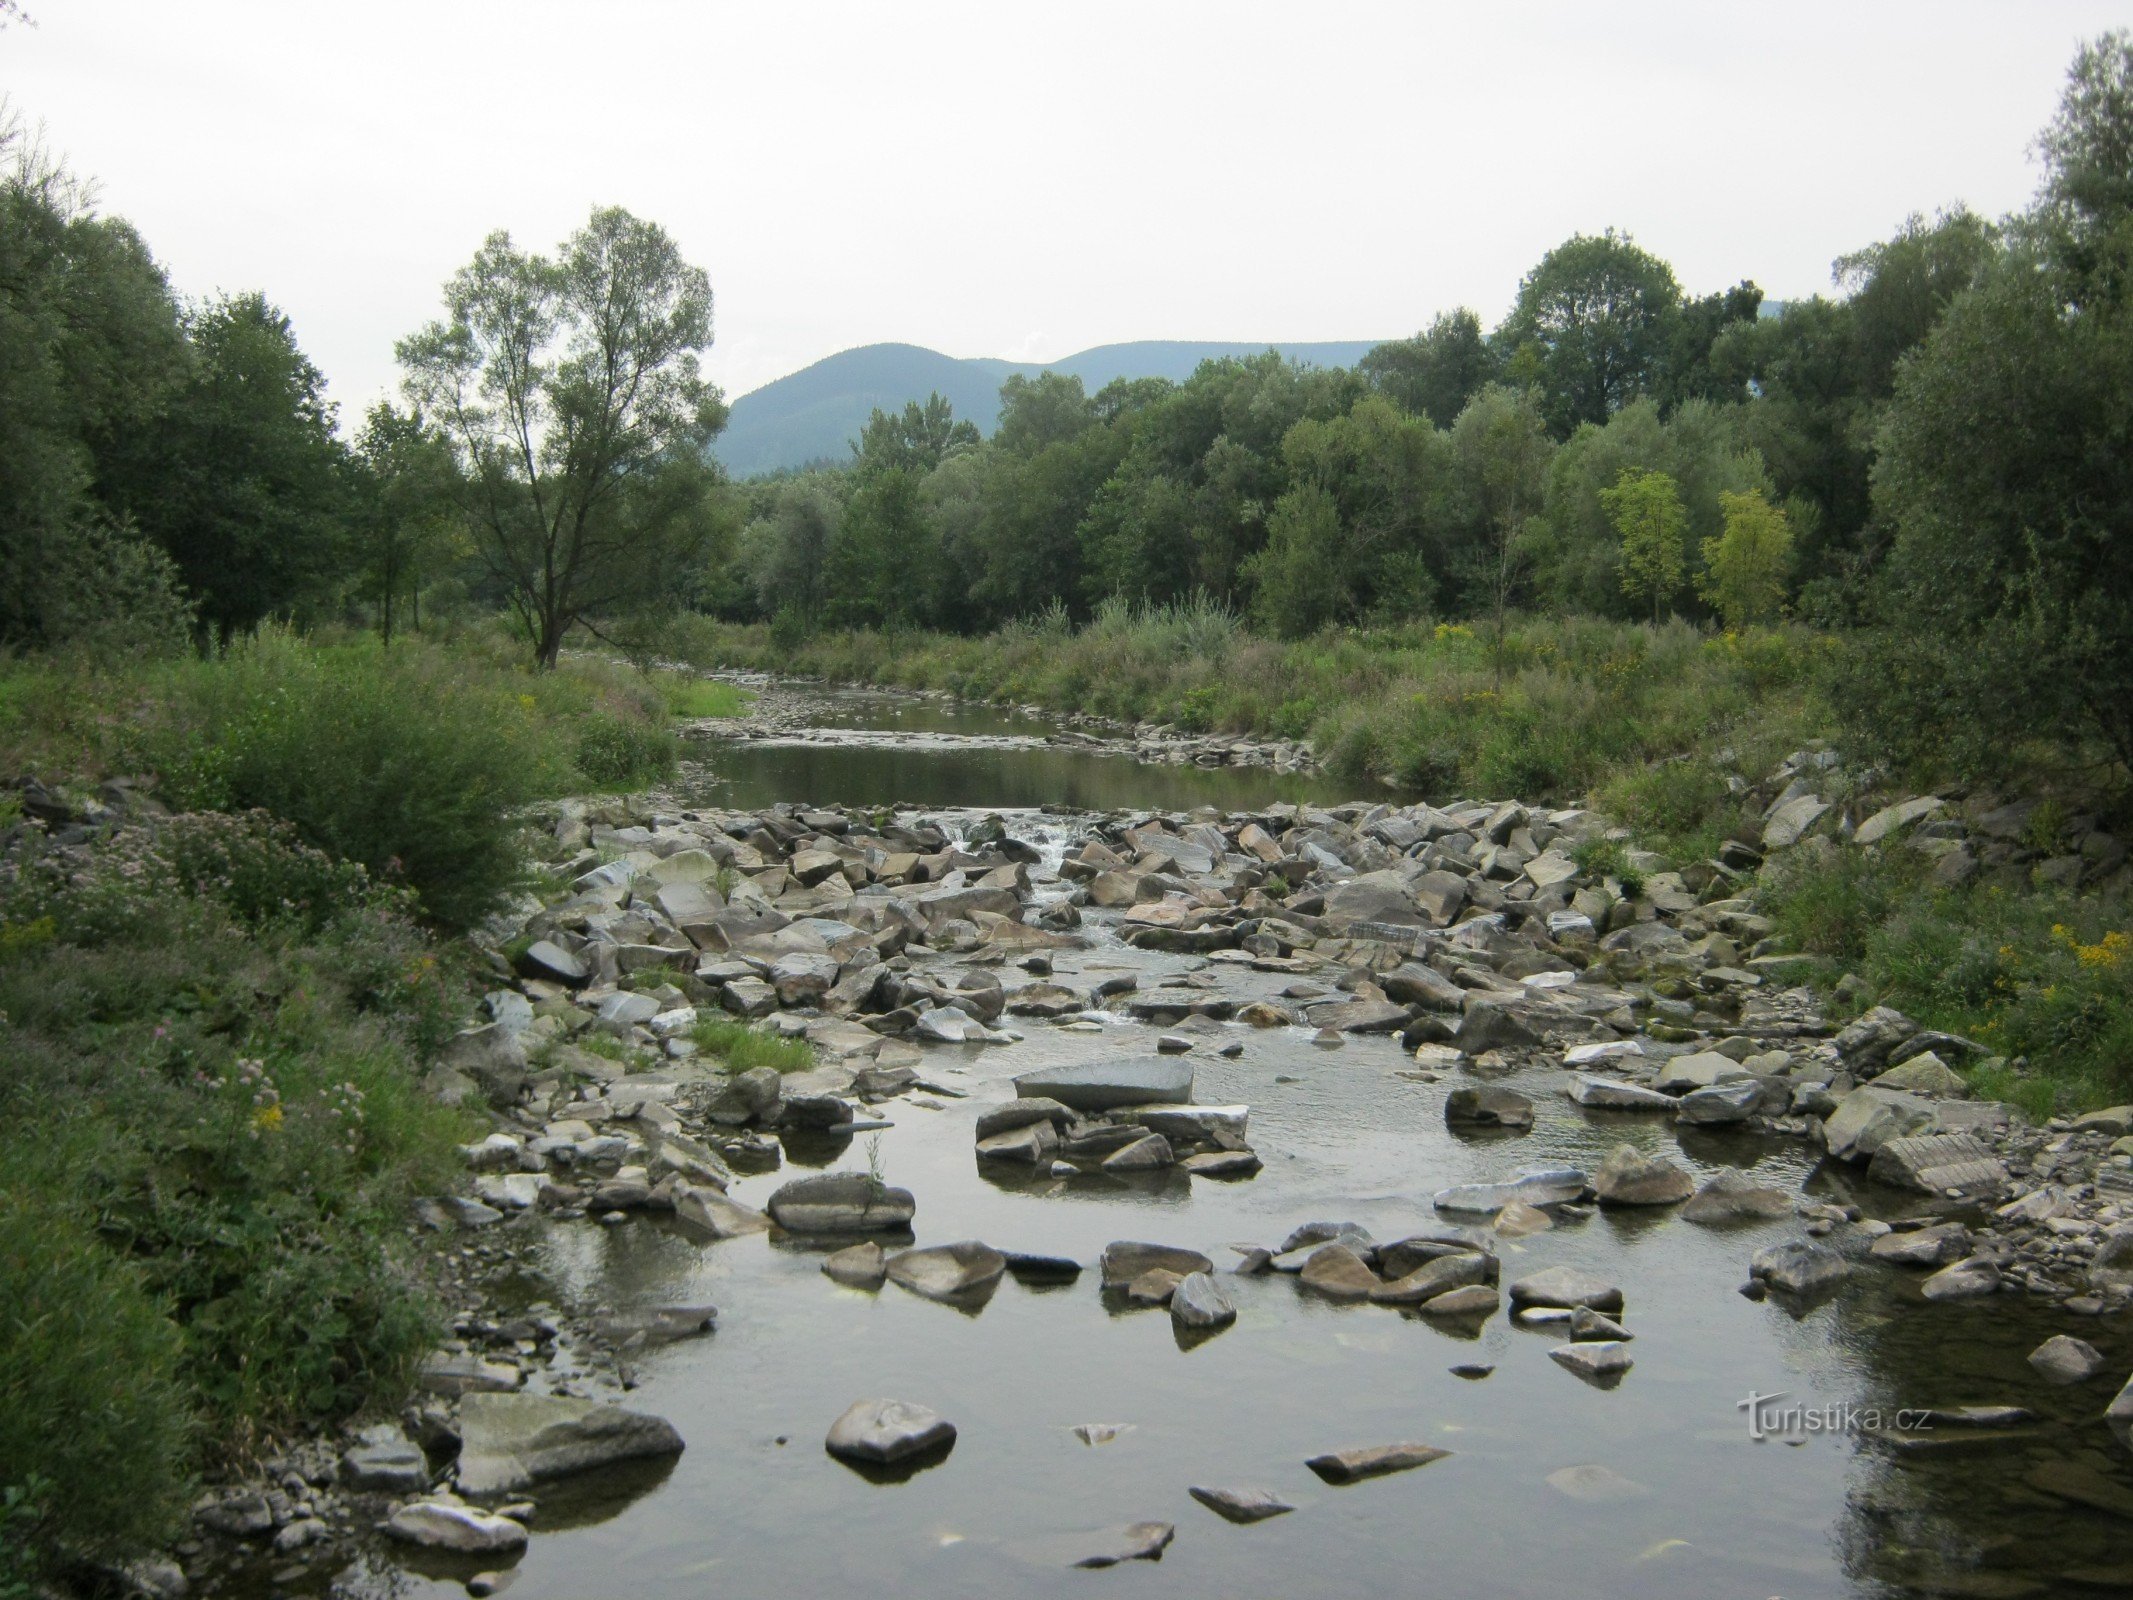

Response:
(346, 685), (2132, 1600)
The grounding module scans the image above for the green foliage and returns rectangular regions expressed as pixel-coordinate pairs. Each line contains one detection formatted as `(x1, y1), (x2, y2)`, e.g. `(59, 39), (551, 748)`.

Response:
(1763, 844), (2133, 1108)
(1701, 489), (1794, 627)
(0, 815), (466, 1573)
(1598, 467), (1687, 621)
(575, 709), (680, 791)
(659, 674), (748, 719)
(691, 1017), (816, 1074)
(1500, 229), (1683, 436)
(1570, 835), (1645, 898)
(399, 206), (728, 668)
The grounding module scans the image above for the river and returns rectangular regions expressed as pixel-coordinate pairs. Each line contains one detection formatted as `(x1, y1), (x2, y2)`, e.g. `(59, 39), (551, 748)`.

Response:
(330, 682), (2132, 1600)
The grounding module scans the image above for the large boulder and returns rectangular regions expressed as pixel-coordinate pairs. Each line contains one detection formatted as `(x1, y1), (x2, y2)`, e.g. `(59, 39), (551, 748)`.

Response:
(1451, 1000), (1542, 1055)
(455, 1393), (683, 1495)
(1320, 870), (1427, 933)
(1507, 1265), (1623, 1312)
(1866, 1133), (2005, 1197)
(382, 1502), (527, 1553)
(442, 1024), (528, 1108)
(1592, 1144), (1694, 1207)
(1821, 1086), (1933, 1162)
(766, 1173), (916, 1234)
(1170, 1271), (1236, 1332)
(824, 1399), (956, 1466)
(1681, 1169), (1791, 1224)
(1750, 1238), (1847, 1298)
(1012, 1058), (1193, 1112)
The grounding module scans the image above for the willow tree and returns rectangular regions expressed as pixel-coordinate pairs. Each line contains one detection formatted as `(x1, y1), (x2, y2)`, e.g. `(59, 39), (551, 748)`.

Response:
(399, 206), (727, 667)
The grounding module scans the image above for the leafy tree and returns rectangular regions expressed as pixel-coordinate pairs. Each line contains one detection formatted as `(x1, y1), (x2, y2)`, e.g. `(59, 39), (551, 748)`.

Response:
(114, 292), (355, 638)
(1699, 489), (1793, 627)
(0, 112), (191, 648)
(825, 467), (937, 628)
(1860, 32), (2133, 779)
(1834, 209), (2000, 396)
(399, 206), (727, 667)
(1243, 483), (1348, 638)
(1599, 466), (1687, 621)
(353, 404), (459, 644)
(993, 372), (1094, 455)
(1500, 230), (1683, 436)
(852, 392), (977, 476)
(1656, 280), (1762, 408)
(1359, 309), (1493, 426)
(1449, 384), (1553, 660)
(744, 479), (839, 623)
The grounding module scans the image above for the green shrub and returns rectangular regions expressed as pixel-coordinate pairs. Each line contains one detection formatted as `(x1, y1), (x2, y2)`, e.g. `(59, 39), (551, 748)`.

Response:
(658, 674), (749, 719)
(0, 1200), (191, 1573)
(127, 630), (567, 931)
(575, 709), (680, 790)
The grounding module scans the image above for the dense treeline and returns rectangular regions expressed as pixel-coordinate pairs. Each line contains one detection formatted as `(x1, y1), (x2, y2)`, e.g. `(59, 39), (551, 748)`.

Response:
(5, 35), (2132, 787)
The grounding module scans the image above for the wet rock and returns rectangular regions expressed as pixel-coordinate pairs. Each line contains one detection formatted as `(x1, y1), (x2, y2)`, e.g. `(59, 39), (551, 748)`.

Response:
(1101, 1133), (1175, 1172)
(1434, 1167), (1589, 1215)
(1508, 1266), (1624, 1312)
(1750, 1238), (1848, 1298)
(1170, 1271), (1236, 1332)
(1002, 1250), (1083, 1282)
(2026, 1459), (2133, 1520)
(1681, 1169), (1791, 1224)
(1100, 1241), (1213, 1289)
(2108, 1375), (2133, 1433)
(976, 1098), (1072, 1138)
(2028, 1335), (2106, 1385)
(1305, 1442), (1450, 1484)
(1295, 1242), (1380, 1301)
(1866, 1132), (2005, 1197)
(976, 1119), (1059, 1164)
(1126, 1268), (1184, 1306)
(1444, 1085), (1534, 1129)
(675, 1187), (773, 1239)
(1822, 1086), (1934, 1162)
(1675, 1080), (1764, 1126)
(1309, 998), (1412, 1034)
(196, 1491), (274, 1537)
(885, 1241), (1007, 1304)
(1188, 1485), (1293, 1523)
(1920, 1255), (2002, 1302)
(1073, 1522), (1175, 1568)
(382, 1502), (528, 1554)
(1492, 1200), (1553, 1237)
(341, 1426), (429, 1491)
(1873, 1052), (1970, 1097)
(1869, 1221), (1971, 1267)
(1320, 870), (1428, 933)
(1452, 1000), (1542, 1054)
(455, 1393), (683, 1495)
(1549, 1340), (1634, 1381)
(1592, 1144), (1694, 1207)
(766, 1173), (915, 1234)
(1653, 1051), (1741, 1094)
(823, 1240), (888, 1289)
(1371, 1252), (1495, 1305)
(1181, 1149), (1262, 1178)
(1570, 1305), (1632, 1341)
(1383, 962), (1465, 1011)
(824, 1399), (956, 1466)
(418, 1353), (520, 1397)
(1570, 1075), (1677, 1112)
(1011, 1058), (1193, 1112)
(1415, 1285), (1499, 1318)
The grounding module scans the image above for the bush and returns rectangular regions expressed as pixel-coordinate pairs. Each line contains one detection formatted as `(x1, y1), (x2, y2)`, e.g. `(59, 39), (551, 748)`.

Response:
(0, 1199), (191, 1573)
(127, 631), (567, 930)
(0, 815), (468, 1575)
(575, 709), (680, 790)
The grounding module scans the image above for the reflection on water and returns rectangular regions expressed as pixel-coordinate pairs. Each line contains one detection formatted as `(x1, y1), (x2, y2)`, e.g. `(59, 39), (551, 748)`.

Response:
(320, 683), (2132, 1600)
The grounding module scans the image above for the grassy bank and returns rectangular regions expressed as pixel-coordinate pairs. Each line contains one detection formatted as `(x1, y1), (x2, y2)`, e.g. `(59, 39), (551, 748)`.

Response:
(0, 625), (754, 1587)
(686, 609), (1830, 851)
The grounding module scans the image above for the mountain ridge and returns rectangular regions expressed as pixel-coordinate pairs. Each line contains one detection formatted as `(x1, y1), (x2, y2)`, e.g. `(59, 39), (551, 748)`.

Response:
(715, 337), (1391, 477)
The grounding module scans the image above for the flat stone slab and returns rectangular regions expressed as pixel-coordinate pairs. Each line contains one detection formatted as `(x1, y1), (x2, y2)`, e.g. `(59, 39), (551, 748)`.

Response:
(822, 1241), (888, 1290)
(382, 1502), (528, 1553)
(1751, 1238), (1848, 1298)
(1570, 1074), (1677, 1112)
(1867, 1132), (2006, 1197)
(1434, 1167), (1589, 1215)
(885, 1241), (1006, 1304)
(1549, 1340), (1634, 1380)
(1682, 1169), (1792, 1224)
(1013, 1058), (1193, 1111)
(1100, 1241), (1213, 1288)
(1306, 1442), (1451, 1484)
(1188, 1485), (1294, 1523)
(825, 1399), (956, 1466)
(1507, 1266), (1624, 1312)
(455, 1393), (683, 1495)
(1073, 1522), (1175, 1568)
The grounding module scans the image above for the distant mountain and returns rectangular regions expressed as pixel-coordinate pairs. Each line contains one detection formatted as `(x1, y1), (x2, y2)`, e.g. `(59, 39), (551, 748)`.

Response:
(714, 338), (1391, 477)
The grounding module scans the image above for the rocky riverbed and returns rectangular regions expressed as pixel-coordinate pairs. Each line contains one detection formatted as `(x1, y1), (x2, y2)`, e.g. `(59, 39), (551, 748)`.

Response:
(159, 732), (2133, 1600)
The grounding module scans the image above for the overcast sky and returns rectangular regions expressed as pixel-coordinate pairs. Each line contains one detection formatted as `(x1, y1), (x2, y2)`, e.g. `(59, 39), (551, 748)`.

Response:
(7, 1), (2129, 419)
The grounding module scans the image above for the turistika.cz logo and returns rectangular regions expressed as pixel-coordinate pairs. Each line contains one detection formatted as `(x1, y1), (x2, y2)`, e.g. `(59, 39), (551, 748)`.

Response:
(1738, 1391), (1935, 1441)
